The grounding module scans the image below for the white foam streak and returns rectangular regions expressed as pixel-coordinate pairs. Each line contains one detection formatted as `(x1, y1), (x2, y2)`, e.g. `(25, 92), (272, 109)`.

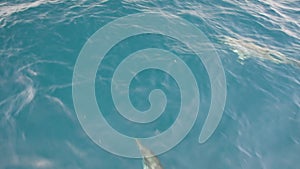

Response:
(0, 0), (60, 18)
(44, 94), (73, 119)
(2, 75), (36, 121)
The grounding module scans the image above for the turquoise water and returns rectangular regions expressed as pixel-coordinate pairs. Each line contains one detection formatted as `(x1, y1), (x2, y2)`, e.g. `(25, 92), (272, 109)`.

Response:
(1, 0), (300, 168)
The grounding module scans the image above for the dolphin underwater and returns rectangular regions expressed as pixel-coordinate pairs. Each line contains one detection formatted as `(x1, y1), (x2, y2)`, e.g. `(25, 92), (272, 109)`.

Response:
(135, 139), (164, 169)
(221, 36), (300, 67)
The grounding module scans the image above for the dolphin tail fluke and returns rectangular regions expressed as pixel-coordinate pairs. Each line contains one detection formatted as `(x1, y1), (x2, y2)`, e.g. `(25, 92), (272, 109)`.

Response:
(135, 139), (153, 158)
(287, 57), (300, 68)
(135, 139), (143, 151)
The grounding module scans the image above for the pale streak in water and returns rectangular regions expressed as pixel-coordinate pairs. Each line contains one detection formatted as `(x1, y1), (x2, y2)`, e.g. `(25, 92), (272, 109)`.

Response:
(222, 36), (300, 67)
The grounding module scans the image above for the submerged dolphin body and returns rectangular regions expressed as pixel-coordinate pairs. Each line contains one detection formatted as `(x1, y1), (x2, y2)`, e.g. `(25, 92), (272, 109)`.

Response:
(221, 36), (300, 67)
(135, 139), (164, 169)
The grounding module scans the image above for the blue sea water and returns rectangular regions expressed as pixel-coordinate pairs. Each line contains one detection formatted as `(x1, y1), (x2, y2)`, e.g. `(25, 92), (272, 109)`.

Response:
(1, 0), (300, 169)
